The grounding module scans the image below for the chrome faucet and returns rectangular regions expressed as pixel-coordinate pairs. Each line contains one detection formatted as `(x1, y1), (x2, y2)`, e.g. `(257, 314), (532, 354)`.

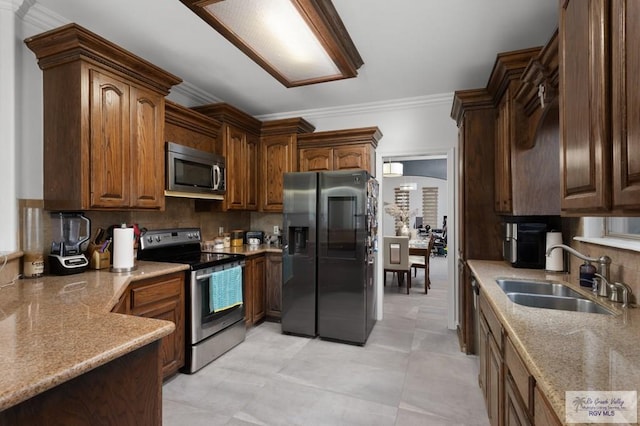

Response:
(595, 273), (634, 308)
(545, 244), (612, 297)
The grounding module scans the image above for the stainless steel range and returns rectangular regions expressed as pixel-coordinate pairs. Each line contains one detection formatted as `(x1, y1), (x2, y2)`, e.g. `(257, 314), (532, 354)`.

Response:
(138, 228), (246, 373)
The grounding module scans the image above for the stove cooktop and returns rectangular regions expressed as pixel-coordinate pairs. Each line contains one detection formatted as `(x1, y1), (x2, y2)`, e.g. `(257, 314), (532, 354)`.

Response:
(137, 228), (244, 270)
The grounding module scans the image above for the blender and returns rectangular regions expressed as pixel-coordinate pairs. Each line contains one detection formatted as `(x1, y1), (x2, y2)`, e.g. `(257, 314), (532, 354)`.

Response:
(49, 212), (91, 275)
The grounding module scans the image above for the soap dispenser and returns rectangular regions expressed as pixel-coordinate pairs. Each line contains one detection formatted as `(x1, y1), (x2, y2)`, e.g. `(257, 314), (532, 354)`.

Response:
(579, 261), (596, 289)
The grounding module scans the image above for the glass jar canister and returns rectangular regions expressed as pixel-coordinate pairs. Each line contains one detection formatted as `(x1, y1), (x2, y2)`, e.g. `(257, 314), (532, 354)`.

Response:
(22, 207), (44, 278)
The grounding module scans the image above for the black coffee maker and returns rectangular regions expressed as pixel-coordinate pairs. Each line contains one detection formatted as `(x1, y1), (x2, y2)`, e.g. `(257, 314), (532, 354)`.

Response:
(49, 212), (91, 275)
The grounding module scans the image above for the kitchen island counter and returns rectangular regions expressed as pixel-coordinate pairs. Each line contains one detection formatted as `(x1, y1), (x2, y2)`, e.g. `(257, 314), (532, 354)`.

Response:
(468, 260), (640, 424)
(0, 260), (189, 412)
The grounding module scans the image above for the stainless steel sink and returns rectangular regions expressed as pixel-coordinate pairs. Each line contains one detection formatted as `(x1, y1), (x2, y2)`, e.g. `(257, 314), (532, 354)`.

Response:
(495, 278), (615, 315)
(506, 292), (615, 315)
(496, 278), (587, 299)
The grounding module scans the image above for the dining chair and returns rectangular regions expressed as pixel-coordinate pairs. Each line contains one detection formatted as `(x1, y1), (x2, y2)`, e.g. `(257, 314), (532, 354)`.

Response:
(409, 234), (436, 294)
(383, 236), (411, 294)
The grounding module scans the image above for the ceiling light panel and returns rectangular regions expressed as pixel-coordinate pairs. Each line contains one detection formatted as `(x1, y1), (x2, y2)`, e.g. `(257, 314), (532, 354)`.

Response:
(205, 0), (340, 82)
(181, 0), (363, 87)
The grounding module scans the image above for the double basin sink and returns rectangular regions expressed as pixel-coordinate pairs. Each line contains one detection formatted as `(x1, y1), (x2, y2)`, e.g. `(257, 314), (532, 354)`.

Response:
(496, 278), (615, 315)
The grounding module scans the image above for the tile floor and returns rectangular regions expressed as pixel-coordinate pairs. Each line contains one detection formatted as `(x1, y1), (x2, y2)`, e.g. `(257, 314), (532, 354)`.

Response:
(163, 257), (490, 425)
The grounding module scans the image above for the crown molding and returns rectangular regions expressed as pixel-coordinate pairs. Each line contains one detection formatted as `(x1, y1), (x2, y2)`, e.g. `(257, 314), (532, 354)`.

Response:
(255, 93), (455, 122)
(18, 2), (66, 31)
(0, 0), (18, 13)
(171, 80), (222, 106)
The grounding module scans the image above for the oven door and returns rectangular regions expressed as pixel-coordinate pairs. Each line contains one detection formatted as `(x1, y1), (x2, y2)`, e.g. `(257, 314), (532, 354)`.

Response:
(189, 260), (245, 344)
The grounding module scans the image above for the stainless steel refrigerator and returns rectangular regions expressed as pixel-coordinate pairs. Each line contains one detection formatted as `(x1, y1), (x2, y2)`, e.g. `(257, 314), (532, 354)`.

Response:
(281, 170), (379, 345)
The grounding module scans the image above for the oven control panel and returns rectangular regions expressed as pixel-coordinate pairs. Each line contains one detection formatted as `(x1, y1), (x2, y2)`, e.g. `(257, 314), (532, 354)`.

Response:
(139, 228), (201, 250)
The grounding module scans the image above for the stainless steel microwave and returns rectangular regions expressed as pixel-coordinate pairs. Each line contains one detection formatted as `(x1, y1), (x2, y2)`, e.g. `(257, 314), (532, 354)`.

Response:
(165, 142), (225, 199)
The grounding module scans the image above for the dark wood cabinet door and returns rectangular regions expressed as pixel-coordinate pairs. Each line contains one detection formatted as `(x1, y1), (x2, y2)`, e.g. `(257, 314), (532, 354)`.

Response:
(534, 386), (562, 426)
(253, 256), (266, 323)
(130, 85), (164, 209)
(495, 91), (513, 214)
(128, 272), (185, 379)
(245, 255), (266, 325)
(612, 0), (640, 209)
(559, 0), (611, 211)
(333, 145), (368, 171)
(266, 253), (282, 319)
(299, 147), (333, 172)
(487, 335), (503, 426)
(261, 135), (296, 212)
(478, 313), (489, 404)
(246, 134), (259, 210)
(89, 69), (131, 208)
(226, 125), (247, 210)
(244, 258), (254, 326)
(505, 373), (531, 426)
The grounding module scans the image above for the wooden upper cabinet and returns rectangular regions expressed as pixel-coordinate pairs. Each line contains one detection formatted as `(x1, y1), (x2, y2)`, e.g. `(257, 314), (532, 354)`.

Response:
(164, 100), (220, 154)
(130, 85), (165, 209)
(260, 118), (315, 212)
(297, 127), (382, 176)
(612, 0), (640, 209)
(334, 145), (369, 170)
(494, 89), (513, 214)
(226, 125), (248, 210)
(25, 23), (181, 211)
(260, 134), (296, 211)
(193, 103), (262, 211)
(246, 133), (260, 210)
(559, 0), (611, 212)
(485, 46), (562, 216)
(451, 89), (502, 262)
(89, 69), (131, 208)
(300, 147), (333, 172)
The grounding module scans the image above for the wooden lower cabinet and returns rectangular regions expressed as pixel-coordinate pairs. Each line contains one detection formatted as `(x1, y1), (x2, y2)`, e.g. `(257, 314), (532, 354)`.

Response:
(505, 373), (531, 426)
(487, 333), (503, 426)
(265, 252), (282, 319)
(478, 293), (561, 426)
(113, 272), (185, 379)
(245, 255), (266, 326)
(534, 385), (562, 426)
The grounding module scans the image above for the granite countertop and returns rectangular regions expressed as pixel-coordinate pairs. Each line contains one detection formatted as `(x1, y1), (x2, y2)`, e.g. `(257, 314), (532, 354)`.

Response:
(0, 260), (189, 411)
(206, 243), (283, 256)
(467, 260), (640, 424)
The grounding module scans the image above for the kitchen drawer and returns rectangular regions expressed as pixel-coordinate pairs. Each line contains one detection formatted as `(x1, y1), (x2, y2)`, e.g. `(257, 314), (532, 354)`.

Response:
(479, 293), (503, 350)
(131, 273), (184, 309)
(505, 335), (533, 412)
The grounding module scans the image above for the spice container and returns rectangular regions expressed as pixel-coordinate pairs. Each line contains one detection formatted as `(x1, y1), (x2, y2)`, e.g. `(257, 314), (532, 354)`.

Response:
(231, 230), (244, 247)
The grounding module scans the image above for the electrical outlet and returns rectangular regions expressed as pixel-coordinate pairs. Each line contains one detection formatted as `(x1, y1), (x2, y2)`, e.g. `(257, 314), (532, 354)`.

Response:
(218, 226), (224, 236)
(273, 225), (279, 235)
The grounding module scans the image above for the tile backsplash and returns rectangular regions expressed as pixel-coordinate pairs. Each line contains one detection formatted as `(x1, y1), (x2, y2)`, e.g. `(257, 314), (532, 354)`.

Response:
(18, 198), (283, 255)
(567, 217), (640, 301)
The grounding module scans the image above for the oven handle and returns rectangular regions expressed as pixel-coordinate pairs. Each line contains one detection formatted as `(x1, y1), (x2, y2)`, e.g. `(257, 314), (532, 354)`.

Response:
(196, 272), (216, 280)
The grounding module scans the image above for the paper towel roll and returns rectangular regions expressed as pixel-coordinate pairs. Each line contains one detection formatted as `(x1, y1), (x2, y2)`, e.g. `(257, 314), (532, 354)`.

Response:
(545, 231), (564, 271)
(112, 227), (135, 271)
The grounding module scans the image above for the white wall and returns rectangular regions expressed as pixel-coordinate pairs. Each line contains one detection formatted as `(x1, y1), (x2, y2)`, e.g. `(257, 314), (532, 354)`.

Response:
(0, 1), (18, 251)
